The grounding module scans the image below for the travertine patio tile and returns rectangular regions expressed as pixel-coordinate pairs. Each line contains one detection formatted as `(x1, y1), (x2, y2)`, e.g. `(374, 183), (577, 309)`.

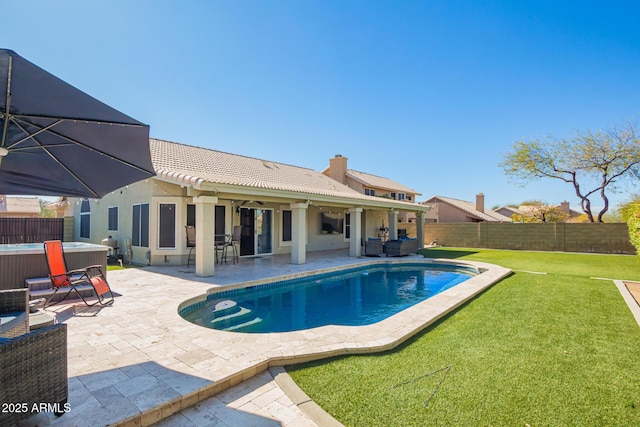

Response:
(127, 383), (182, 411)
(113, 373), (161, 397)
(79, 368), (131, 393)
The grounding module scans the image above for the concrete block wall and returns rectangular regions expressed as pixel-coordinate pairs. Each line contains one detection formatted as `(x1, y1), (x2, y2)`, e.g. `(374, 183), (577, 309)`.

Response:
(418, 222), (635, 255)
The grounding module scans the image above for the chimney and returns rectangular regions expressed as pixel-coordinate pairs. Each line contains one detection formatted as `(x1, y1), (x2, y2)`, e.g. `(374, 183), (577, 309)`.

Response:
(475, 193), (485, 213)
(560, 201), (570, 215)
(329, 154), (348, 185)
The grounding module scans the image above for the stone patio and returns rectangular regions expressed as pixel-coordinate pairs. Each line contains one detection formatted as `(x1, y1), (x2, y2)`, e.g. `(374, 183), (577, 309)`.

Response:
(23, 250), (511, 426)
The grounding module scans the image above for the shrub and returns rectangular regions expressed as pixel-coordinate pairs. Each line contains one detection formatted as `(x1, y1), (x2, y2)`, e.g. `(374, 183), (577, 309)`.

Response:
(621, 198), (640, 255)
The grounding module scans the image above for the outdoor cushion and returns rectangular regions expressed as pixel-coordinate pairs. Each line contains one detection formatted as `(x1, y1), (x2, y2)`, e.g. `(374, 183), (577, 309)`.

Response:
(0, 311), (27, 335)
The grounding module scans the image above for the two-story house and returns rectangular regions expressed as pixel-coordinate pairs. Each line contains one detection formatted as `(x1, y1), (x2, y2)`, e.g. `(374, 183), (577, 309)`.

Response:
(322, 155), (422, 223)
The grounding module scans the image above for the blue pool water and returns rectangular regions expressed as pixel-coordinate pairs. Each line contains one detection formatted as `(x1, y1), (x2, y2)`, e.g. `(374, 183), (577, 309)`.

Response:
(180, 263), (476, 333)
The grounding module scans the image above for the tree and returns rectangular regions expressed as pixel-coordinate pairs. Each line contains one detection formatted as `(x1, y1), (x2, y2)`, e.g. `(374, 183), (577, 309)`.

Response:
(38, 199), (54, 218)
(500, 119), (640, 222)
(512, 204), (569, 223)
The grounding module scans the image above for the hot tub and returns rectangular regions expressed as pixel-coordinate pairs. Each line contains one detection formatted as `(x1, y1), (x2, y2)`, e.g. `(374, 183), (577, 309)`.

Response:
(0, 242), (108, 290)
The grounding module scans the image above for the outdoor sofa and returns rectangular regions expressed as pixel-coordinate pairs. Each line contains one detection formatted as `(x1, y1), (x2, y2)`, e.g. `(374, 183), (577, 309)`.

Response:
(385, 238), (419, 257)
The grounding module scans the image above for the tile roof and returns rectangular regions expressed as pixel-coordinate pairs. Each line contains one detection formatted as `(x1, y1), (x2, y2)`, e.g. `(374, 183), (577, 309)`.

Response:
(150, 139), (421, 207)
(345, 169), (421, 195)
(425, 195), (512, 222)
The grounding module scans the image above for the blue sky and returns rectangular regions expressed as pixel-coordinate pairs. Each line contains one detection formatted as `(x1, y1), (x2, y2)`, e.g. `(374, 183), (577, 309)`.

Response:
(2, 1), (639, 211)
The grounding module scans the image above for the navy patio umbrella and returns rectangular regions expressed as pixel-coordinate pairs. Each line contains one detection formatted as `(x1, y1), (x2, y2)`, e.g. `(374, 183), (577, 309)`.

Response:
(0, 48), (155, 198)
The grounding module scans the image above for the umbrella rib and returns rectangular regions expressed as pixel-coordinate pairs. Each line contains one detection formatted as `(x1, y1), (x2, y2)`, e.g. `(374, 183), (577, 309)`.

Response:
(42, 149), (100, 198)
(6, 118), (62, 149)
(9, 116), (154, 174)
(12, 123), (99, 197)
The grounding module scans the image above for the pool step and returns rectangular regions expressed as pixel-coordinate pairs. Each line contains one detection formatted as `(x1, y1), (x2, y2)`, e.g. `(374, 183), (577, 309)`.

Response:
(210, 300), (241, 318)
(222, 316), (263, 332)
(191, 299), (264, 331)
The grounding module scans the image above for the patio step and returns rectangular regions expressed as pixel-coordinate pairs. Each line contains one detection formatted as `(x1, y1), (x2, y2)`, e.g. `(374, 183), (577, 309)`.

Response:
(25, 276), (96, 303)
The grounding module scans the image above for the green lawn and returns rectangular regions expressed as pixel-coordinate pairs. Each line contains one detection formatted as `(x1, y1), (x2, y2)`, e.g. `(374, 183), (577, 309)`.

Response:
(287, 248), (640, 426)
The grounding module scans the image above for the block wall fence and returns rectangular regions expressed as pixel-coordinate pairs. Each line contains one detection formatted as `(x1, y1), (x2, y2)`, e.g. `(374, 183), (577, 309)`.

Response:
(400, 222), (636, 255)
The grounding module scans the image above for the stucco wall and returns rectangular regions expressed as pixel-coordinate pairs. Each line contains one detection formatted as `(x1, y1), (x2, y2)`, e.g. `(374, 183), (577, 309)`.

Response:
(72, 179), (163, 265)
(72, 177), (429, 265)
(436, 203), (479, 222)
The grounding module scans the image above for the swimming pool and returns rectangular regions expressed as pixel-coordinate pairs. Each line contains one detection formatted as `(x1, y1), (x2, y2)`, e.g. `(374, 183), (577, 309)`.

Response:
(180, 262), (477, 333)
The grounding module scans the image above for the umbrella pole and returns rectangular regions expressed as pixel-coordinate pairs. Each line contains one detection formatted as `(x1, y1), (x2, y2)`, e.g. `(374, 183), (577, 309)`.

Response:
(1, 55), (11, 152)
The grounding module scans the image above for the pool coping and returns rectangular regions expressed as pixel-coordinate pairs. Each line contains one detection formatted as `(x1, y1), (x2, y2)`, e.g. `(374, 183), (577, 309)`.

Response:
(135, 258), (510, 426)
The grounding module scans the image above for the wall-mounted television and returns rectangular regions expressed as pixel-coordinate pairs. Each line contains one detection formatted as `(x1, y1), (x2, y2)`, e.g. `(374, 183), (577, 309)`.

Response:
(320, 212), (343, 234)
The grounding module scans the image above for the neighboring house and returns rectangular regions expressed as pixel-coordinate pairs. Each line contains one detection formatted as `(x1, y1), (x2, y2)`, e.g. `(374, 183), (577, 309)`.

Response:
(497, 201), (581, 222)
(494, 206), (523, 218)
(322, 155), (421, 223)
(44, 197), (73, 218)
(71, 139), (431, 277)
(0, 195), (41, 218)
(523, 201), (581, 218)
(421, 193), (512, 223)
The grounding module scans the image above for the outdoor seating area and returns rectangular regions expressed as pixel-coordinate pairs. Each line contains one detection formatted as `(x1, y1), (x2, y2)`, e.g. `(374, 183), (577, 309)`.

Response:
(365, 236), (419, 257)
(187, 225), (244, 266)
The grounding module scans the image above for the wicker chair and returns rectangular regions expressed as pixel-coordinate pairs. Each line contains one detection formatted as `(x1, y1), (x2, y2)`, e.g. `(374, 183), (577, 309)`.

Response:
(0, 323), (68, 425)
(0, 288), (29, 338)
(364, 238), (384, 256)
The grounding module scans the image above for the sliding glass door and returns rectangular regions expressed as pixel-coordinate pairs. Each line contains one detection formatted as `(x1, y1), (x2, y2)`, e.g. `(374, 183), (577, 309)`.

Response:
(240, 208), (273, 256)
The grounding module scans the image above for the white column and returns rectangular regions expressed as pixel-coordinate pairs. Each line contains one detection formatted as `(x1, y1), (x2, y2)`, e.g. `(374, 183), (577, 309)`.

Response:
(290, 202), (308, 265)
(388, 210), (399, 240)
(349, 207), (363, 257)
(416, 211), (425, 250)
(194, 196), (218, 277)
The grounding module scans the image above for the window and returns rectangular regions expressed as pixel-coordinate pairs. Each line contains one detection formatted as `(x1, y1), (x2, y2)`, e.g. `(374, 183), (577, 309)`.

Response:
(215, 205), (225, 238)
(282, 210), (292, 242)
(108, 206), (118, 231)
(80, 199), (90, 238)
(132, 203), (149, 247)
(158, 203), (176, 248)
(398, 193), (406, 201)
(390, 192), (396, 199)
(344, 212), (351, 239)
(187, 204), (195, 227)
(365, 189), (376, 196)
